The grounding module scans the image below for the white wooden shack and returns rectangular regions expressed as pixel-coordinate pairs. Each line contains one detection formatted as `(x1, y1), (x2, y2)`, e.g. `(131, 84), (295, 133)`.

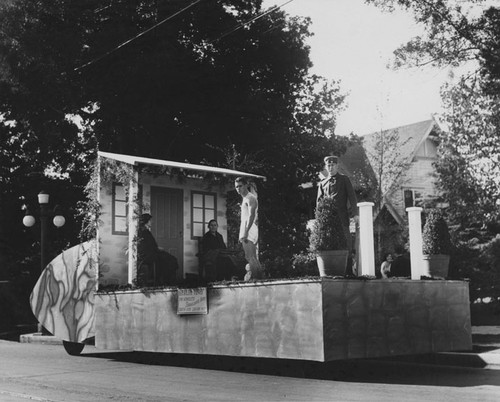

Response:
(96, 151), (265, 286)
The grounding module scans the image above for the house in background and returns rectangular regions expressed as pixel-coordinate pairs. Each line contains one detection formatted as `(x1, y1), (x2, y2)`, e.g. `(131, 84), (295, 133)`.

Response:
(96, 151), (265, 287)
(360, 117), (443, 224)
(335, 117), (444, 256)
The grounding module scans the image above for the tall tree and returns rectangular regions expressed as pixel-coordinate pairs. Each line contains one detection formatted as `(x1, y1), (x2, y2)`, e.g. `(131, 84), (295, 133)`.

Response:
(437, 75), (500, 228)
(364, 128), (410, 213)
(0, 1), (347, 278)
(364, 127), (410, 259)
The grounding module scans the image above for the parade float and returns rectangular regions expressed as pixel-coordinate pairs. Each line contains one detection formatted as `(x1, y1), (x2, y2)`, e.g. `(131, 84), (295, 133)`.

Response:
(30, 151), (472, 360)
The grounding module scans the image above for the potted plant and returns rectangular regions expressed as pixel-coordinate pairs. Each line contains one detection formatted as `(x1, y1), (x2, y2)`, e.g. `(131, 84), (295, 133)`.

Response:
(422, 208), (452, 278)
(309, 197), (348, 277)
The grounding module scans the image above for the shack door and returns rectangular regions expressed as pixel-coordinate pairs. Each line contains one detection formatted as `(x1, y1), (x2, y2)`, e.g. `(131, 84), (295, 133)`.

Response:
(150, 187), (184, 275)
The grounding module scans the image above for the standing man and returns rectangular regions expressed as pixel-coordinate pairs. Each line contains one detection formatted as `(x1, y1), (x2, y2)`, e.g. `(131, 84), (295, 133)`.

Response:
(316, 155), (359, 253)
(235, 177), (262, 281)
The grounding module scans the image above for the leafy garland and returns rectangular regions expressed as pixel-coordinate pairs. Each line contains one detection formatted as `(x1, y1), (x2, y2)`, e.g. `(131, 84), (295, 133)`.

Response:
(77, 157), (137, 242)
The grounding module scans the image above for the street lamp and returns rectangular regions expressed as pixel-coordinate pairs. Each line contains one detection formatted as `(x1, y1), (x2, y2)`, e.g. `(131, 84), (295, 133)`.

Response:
(23, 190), (66, 273)
(23, 191), (65, 334)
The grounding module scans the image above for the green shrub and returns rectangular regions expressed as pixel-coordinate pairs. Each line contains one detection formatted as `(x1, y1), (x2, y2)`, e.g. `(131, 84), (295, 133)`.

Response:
(422, 209), (452, 255)
(259, 251), (318, 279)
(291, 252), (318, 276)
(309, 197), (347, 252)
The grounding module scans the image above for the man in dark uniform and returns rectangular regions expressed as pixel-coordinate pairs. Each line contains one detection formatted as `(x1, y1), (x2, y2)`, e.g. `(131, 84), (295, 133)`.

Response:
(316, 155), (358, 252)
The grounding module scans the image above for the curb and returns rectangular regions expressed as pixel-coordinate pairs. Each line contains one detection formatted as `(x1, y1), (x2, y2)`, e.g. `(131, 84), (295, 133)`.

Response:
(372, 348), (500, 371)
(436, 349), (500, 370)
(13, 329), (500, 371)
(19, 333), (63, 346)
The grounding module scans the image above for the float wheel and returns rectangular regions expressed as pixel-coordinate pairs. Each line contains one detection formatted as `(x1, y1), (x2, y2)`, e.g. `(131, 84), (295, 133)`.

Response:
(63, 340), (85, 356)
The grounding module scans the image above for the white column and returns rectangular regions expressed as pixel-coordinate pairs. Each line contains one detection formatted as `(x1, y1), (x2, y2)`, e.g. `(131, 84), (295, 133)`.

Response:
(357, 202), (375, 276)
(406, 207), (424, 280)
(95, 156), (101, 292)
(128, 172), (139, 285)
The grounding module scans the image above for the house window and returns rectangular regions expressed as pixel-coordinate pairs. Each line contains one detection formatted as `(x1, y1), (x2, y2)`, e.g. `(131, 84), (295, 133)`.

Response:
(191, 191), (216, 238)
(112, 183), (128, 235)
(404, 189), (424, 209)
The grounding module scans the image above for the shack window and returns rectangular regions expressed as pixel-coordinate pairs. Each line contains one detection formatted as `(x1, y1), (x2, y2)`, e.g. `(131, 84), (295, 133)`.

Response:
(191, 192), (216, 238)
(112, 183), (128, 235)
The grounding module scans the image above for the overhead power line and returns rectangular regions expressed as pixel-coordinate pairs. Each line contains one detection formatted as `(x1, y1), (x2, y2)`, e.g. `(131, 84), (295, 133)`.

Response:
(74, 0), (294, 72)
(210, 0), (294, 44)
(75, 0), (203, 72)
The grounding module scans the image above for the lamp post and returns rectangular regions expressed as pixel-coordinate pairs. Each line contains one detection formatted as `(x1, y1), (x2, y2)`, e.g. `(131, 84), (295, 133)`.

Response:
(23, 191), (65, 334)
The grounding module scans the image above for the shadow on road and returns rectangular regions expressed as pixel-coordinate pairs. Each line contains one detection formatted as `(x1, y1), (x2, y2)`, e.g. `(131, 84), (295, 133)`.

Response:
(0, 324), (37, 341)
(81, 349), (500, 387)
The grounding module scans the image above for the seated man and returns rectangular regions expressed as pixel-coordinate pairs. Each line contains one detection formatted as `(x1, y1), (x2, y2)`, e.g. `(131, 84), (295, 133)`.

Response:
(389, 245), (411, 278)
(137, 213), (178, 286)
(199, 220), (240, 281)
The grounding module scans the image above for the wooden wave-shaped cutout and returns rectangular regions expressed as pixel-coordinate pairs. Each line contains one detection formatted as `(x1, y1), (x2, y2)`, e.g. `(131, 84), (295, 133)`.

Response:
(30, 241), (97, 343)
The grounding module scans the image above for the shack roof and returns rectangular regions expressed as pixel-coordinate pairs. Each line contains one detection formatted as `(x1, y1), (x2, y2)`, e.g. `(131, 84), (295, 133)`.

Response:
(98, 151), (266, 180)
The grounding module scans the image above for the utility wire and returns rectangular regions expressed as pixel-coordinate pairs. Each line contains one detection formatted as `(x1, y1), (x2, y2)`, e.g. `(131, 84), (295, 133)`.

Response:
(210, 0), (294, 44)
(75, 0), (293, 72)
(75, 0), (203, 72)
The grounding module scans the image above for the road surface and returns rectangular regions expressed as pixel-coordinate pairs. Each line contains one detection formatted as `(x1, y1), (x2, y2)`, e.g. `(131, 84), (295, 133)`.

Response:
(1, 340), (499, 401)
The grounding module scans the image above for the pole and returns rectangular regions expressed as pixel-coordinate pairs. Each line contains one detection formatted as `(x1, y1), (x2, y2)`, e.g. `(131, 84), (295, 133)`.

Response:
(38, 202), (49, 334)
(40, 203), (49, 277)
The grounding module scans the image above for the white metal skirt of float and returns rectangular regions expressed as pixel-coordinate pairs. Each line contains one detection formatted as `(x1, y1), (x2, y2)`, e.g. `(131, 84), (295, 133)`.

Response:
(95, 278), (472, 362)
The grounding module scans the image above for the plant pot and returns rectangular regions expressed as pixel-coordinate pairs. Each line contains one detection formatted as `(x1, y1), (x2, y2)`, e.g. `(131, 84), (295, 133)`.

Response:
(422, 254), (450, 278)
(316, 250), (349, 277)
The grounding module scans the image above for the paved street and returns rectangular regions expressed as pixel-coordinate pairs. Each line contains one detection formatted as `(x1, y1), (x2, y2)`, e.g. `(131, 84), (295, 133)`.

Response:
(1, 340), (500, 401)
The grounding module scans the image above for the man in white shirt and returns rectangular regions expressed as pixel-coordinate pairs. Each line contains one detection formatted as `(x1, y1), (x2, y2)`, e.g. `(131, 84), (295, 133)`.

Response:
(235, 176), (262, 281)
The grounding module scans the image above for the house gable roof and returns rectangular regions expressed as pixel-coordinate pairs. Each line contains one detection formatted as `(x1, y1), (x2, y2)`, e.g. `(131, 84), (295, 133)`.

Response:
(362, 118), (438, 175)
(346, 117), (441, 223)
(98, 151), (266, 180)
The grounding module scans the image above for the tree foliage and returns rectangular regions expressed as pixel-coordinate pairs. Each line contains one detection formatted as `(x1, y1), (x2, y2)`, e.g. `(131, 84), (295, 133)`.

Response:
(365, 1), (499, 77)
(364, 128), (410, 210)
(436, 75), (500, 228)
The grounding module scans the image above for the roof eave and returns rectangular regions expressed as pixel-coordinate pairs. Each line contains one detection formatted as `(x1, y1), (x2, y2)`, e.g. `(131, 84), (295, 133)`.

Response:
(98, 151), (266, 181)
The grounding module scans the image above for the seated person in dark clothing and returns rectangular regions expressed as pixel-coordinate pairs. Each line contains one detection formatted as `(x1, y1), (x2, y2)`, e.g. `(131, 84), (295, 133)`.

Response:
(389, 245), (411, 278)
(199, 220), (240, 281)
(137, 213), (178, 286)
(202, 219), (227, 252)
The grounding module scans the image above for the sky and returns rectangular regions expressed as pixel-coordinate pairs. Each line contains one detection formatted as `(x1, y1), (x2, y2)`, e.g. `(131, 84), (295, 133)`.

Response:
(262, 0), (464, 136)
